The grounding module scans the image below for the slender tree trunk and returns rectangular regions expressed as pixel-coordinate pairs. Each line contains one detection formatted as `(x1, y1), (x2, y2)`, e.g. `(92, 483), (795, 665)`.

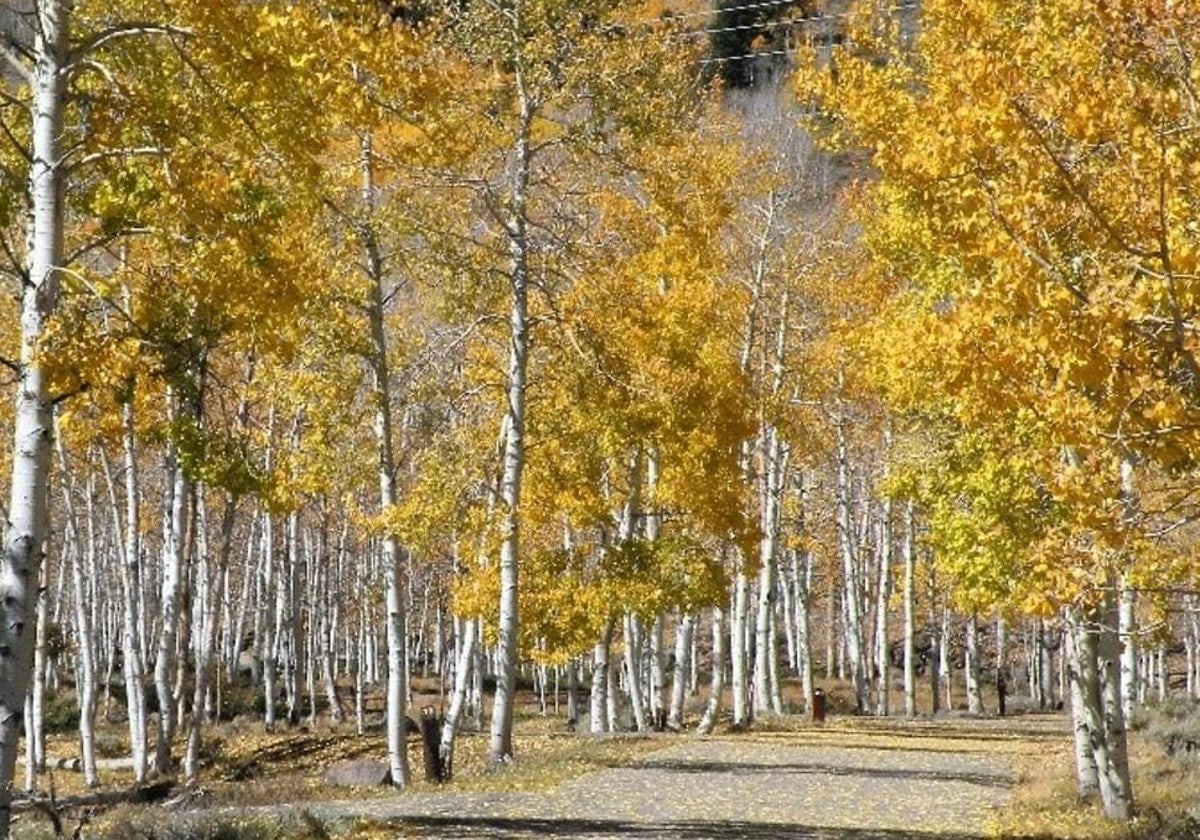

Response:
(875, 490), (892, 717)
(940, 606), (953, 711)
(359, 128), (411, 787)
(754, 427), (786, 717)
(1065, 618), (1100, 798)
(1099, 589), (1134, 818)
(183, 493), (236, 786)
(965, 613), (982, 715)
(649, 615), (666, 718)
(590, 622), (613, 734)
(154, 393), (190, 775)
(261, 510), (279, 730)
(438, 615), (476, 780)
(623, 613), (648, 731)
(1118, 586), (1137, 723)
(792, 549), (813, 715)
(1070, 604), (1132, 820)
(836, 412), (867, 711)
(55, 434), (98, 786)
(696, 607), (726, 735)
(0, 4), (69, 829)
(488, 40), (535, 765)
(668, 613), (693, 729)
(730, 570), (751, 725)
(902, 502), (917, 718)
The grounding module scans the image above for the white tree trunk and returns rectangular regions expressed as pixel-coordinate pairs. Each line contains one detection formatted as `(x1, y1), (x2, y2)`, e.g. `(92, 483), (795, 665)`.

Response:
(1118, 585), (1137, 723)
(1068, 605), (1134, 819)
(791, 549), (814, 715)
(590, 624), (613, 734)
(623, 613), (648, 731)
(154, 394), (189, 775)
(874, 490), (893, 717)
(1065, 618), (1100, 798)
(965, 613), (982, 715)
(696, 607), (726, 735)
(836, 413), (867, 711)
(183, 493), (236, 786)
(439, 615), (476, 779)
(488, 44), (534, 766)
(730, 571), (751, 725)
(902, 502), (917, 717)
(668, 613), (693, 728)
(0, 3), (68, 829)
(359, 128), (411, 787)
(754, 427), (786, 717)
(54, 433), (98, 786)
(103, 403), (148, 781)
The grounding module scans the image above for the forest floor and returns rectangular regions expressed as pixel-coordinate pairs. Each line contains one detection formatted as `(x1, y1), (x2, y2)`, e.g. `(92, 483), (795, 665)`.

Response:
(177, 716), (1059, 839)
(13, 687), (1199, 839)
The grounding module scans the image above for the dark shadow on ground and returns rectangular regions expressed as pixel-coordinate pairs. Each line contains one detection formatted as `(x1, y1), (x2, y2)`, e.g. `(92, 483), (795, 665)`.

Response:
(365, 814), (1045, 839)
(637, 759), (1010, 789)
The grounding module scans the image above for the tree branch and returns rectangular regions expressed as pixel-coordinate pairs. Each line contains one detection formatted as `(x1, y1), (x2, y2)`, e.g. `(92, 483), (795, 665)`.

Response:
(68, 23), (191, 66)
(65, 145), (166, 174)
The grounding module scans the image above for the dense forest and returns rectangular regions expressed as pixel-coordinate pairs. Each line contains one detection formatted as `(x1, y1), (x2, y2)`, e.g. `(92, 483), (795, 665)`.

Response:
(0, 0), (1197, 834)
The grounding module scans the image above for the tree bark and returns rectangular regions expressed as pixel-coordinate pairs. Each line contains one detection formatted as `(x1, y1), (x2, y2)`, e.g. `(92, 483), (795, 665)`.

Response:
(730, 570), (751, 725)
(902, 502), (917, 717)
(183, 492), (236, 786)
(54, 433), (98, 786)
(836, 412), (867, 711)
(668, 613), (693, 728)
(154, 392), (190, 775)
(754, 427), (786, 717)
(965, 613), (982, 715)
(696, 606), (726, 735)
(488, 29), (535, 764)
(0, 3), (69, 830)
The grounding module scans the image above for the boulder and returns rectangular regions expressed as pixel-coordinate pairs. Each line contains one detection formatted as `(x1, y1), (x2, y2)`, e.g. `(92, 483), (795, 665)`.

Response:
(324, 759), (392, 788)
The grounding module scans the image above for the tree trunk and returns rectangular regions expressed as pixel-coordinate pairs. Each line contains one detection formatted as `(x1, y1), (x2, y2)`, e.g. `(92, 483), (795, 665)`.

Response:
(902, 502), (917, 718)
(438, 615), (477, 779)
(1069, 604), (1134, 819)
(183, 492), (236, 786)
(360, 128), (411, 788)
(791, 549), (814, 716)
(668, 613), (693, 728)
(55, 433), (98, 787)
(623, 613), (648, 731)
(965, 613), (982, 715)
(874, 489), (892, 717)
(1065, 619), (1100, 798)
(0, 3), (68, 829)
(1118, 585), (1137, 723)
(487, 42), (535, 766)
(261, 510), (279, 731)
(836, 413), (867, 711)
(590, 622), (613, 734)
(730, 571), (751, 725)
(154, 393), (190, 775)
(754, 427), (786, 717)
(696, 606), (726, 735)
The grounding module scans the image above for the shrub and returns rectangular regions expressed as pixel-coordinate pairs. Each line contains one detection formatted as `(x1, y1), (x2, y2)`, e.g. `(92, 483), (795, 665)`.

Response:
(1135, 695), (1200, 763)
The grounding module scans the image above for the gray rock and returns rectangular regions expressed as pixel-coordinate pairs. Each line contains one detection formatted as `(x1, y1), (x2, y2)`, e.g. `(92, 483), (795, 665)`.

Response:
(324, 759), (391, 788)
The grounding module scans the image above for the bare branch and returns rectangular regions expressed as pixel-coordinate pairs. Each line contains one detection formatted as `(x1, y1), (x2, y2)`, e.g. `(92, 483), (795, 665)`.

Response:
(68, 23), (191, 67)
(65, 145), (165, 173)
(65, 227), (153, 266)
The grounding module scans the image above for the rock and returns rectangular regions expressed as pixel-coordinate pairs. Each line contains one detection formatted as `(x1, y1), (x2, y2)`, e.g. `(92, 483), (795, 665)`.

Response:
(324, 759), (392, 788)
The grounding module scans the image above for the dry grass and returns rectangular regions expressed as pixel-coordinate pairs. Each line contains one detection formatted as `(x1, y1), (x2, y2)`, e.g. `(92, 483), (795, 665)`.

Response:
(991, 730), (1200, 839)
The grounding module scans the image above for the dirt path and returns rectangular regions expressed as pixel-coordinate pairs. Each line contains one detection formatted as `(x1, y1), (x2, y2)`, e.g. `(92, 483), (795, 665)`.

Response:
(245, 716), (1064, 838)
